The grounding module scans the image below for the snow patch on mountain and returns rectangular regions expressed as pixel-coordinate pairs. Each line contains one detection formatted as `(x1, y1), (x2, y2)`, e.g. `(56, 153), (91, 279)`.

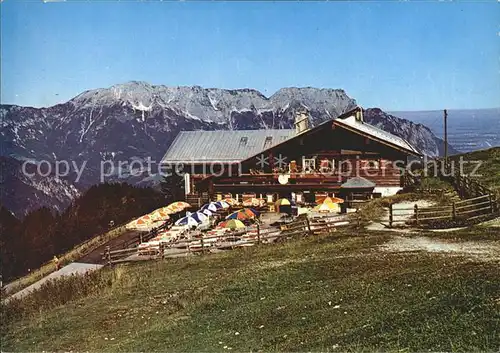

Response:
(1, 81), (455, 216)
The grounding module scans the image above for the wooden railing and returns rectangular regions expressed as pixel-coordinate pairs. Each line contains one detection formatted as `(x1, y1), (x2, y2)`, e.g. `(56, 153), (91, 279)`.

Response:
(387, 193), (498, 227)
(120, 222), (170, 249)
(102, 228), (274, 265)
(102, 214), (350, 266)
(279, 214), (349, 237)
(437, 159), (497, 199)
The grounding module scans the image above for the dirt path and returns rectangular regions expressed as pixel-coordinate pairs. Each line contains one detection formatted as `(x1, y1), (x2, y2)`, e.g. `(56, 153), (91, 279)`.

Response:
(380, 235), (500, 262)
(4, 229), (148, 300)
(365, 199), (436, 231)
(5, 263), (103, 302)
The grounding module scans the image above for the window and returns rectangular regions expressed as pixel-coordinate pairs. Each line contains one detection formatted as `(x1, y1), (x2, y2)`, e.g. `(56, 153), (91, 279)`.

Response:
(363, 160), (380, 169)
(318, 159), (336, 174)
(302, 158), (315, 173)
(264, 136), (273, 148)
(239, 137), (248, 146)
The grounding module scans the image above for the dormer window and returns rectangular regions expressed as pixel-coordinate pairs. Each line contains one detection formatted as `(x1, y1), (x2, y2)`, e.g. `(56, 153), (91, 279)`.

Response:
(264, 136), (273, 148)
(240, 137), (248, 146)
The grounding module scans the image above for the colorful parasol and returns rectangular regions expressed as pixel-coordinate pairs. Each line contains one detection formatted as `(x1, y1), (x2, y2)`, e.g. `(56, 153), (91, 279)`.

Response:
(330, 197), (344, 204)
(314, 202), (340, 213)
(226, 210), (252, 220)
(126, 215), (155, 229)
(137, 215), (153, 224)
(275, 198), (291, 206)
(187, 211), (208, 223)
(201, 203), (221, 212)
(224, 198), (239, 206)
(218, 219), (246, 229)
(214, 200), (230, 209)
(243, 208), (260, 217)
(175, 216), (200, 227)
(201, 209), (215, 216)
(275, 198), (292, 214)
(242, 198), (255, 207)
(167, 201), (190, 211)
(149, 210), (170, 221)
(159, 206), (177, 215)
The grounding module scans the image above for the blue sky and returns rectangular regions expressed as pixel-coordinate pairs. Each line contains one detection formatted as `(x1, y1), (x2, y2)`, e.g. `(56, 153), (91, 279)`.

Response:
(1, 1), (499, 111)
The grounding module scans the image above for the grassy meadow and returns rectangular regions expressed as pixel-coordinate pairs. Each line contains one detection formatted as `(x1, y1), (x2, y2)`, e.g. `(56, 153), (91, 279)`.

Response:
(2, 229), (499, 352)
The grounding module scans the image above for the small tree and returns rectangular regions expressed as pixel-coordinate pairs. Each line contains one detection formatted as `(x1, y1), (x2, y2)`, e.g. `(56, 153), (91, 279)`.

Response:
(160, 173), (185, 202)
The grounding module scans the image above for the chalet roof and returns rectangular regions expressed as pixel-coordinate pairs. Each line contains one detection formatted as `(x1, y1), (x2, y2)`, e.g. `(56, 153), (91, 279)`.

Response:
(237, 107), (422, 164)
(341, 176), (376, 189)
(161, 106), (422, 165)
(333, 116), (421, 155)
(161, 129), (295, 164)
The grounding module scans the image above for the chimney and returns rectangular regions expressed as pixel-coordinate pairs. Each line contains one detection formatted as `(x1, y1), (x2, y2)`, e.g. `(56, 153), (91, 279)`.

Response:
(294, 108), (310, 135)
(355, 107), (364, 122)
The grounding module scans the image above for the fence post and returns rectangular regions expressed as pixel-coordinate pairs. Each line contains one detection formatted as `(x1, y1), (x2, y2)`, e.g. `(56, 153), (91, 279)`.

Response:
(305, 217), (312, 234)
(105, 246), (111, 266)
(200, 237), (205, 255)
(159, 242), (165, 260)
(452, 201), (457, 220)
(140, 233), (143, 244)
(414, 204), (419, 226)
(257, 224), (261, 244)
(489, 194), (494, 214)
(324, 219), (330, 234)
(389, 203), (393, 228)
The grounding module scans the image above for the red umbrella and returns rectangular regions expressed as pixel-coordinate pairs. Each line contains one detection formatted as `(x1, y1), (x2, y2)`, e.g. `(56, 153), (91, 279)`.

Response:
(226, 210), (251, 220)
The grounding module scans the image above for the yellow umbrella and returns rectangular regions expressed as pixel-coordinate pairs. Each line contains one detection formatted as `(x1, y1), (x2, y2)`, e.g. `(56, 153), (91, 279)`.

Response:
(167, 201), (190, 210)
(149, 210), (170, 221)
(127, 214), (154, 229)
(152, 206), (174, 215)
(161, 206), (178, 215)
(314, 201), (340, 213)
(243, 198), (265, 207)
(322, 197), (334, 205)
(219, 219), (246, 229)
(138, 215), (154, 223)
(330, 197), (344, 204)
(224, 198), (238, 206)
(275, 198), (291, 206)
(275, 198), (292, 214)
(243, 198), (256, 207)
(225, 210), (252, 220)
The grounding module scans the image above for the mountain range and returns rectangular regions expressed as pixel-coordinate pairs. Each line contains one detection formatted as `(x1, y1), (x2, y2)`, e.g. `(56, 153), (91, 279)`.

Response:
(1, 81), (456, 217)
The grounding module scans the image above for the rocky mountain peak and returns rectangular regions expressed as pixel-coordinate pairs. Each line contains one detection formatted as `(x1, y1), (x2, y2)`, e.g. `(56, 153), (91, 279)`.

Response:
(1, 81), (455, 216)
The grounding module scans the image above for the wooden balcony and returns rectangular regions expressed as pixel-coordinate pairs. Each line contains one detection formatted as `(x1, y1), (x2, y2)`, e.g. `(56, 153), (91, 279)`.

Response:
(215, 172), (346, 185)
(193, 168), (403, 194)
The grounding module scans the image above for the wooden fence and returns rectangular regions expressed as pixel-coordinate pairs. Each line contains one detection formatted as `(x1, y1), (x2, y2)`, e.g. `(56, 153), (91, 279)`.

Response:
(386, 158), (500, 227)
(387, 193), (498, 227)
(436, 159), (496, 199)
(102, 214), (349, 266)
(120, 222), (170, 249)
